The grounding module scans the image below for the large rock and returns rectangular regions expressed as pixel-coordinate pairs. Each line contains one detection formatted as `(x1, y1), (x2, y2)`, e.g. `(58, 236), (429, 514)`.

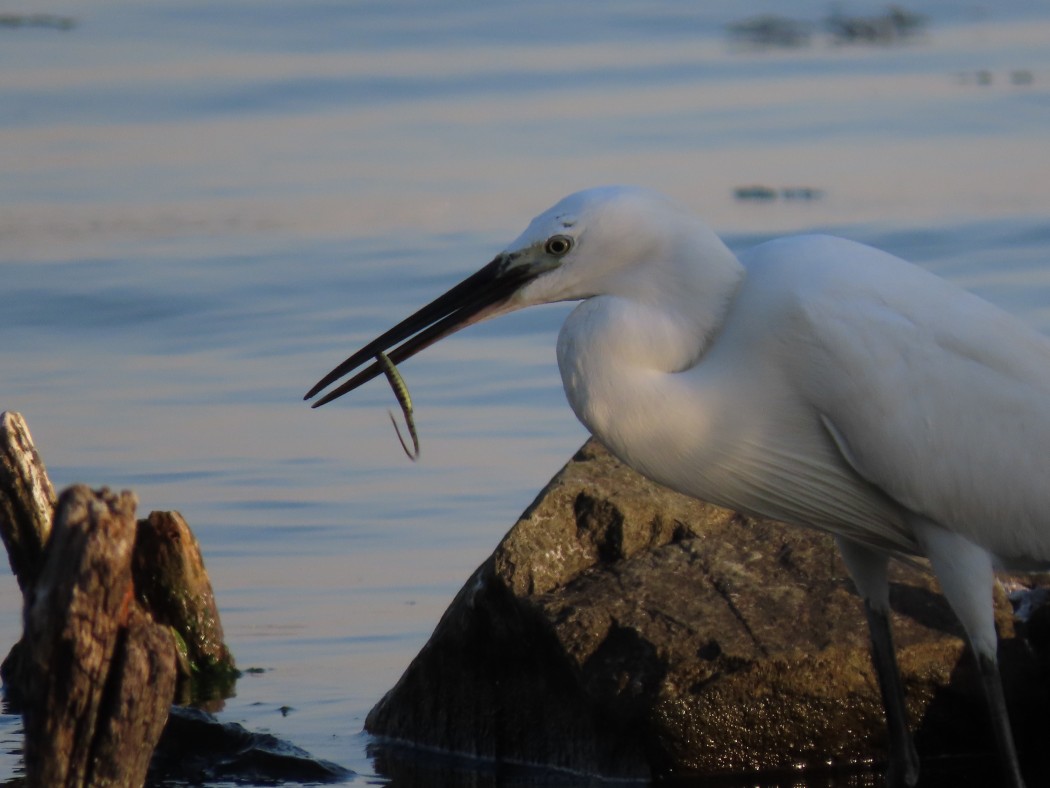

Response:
(366, 439), (1050, 782)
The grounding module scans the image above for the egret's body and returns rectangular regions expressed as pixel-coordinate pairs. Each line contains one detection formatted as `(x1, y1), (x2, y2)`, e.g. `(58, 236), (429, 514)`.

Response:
(557, 230), (1050, 563)
(307, 186), (1049, 787)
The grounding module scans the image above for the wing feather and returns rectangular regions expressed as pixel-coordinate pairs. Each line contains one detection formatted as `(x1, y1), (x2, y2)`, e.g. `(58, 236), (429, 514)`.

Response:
(763, 236), (1050, 564)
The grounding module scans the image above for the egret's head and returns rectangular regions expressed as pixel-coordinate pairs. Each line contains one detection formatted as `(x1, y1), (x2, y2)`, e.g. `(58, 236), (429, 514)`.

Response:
(500, 186), (702, 307)
(304, 186), (712, 407)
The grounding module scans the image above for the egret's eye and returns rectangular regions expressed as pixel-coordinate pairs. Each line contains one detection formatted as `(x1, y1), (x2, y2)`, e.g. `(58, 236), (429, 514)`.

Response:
(544, 234), (574, 257)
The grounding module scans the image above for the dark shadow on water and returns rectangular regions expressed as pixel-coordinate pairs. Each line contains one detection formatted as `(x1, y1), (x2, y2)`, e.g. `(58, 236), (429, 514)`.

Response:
(369, 739), (639, 788)
(370, 736), (1050, 788)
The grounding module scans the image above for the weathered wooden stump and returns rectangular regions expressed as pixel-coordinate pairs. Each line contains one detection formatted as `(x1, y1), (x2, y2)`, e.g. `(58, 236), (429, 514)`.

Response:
(0, 411), (55, 592)
(134, 510), (237, 702)
(20, 485), (175, 787)
(0, 411), (238, 787)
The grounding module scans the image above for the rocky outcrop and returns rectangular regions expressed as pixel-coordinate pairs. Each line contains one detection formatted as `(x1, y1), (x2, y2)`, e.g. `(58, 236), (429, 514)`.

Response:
(366, 439), (1050, 782)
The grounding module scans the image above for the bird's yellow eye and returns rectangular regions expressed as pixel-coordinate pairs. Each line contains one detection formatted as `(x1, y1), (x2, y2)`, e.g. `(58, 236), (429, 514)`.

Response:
(544, 234), (574, 257)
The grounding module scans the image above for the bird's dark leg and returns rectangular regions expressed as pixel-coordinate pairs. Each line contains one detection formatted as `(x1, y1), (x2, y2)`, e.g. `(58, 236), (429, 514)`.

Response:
(836, 537), (920, 787)
(912, 516), (1026, 788)
(863, 599), (921, 788)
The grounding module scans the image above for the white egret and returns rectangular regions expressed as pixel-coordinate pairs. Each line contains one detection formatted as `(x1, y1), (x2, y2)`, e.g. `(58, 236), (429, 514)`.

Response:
(306, 186), (1049, 787)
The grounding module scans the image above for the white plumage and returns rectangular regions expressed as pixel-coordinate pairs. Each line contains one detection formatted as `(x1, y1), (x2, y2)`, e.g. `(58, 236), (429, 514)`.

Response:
(308, 185), (1048, 787)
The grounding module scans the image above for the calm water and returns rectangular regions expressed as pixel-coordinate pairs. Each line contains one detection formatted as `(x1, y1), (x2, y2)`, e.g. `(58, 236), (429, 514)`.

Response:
(2, 2), (1050, 785)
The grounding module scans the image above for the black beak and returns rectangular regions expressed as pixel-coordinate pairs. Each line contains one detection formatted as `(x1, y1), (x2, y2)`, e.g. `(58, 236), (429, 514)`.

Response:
(305, 253), (534, 407)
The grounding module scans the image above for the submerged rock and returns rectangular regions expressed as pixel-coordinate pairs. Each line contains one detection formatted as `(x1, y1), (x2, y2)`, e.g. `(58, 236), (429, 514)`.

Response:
(149, 706), (352, 785)
(367, 439), (1050, 781)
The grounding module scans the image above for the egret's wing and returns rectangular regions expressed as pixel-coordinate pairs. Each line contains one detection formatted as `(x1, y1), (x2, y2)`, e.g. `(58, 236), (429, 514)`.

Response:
(780, 239), (1050, 564)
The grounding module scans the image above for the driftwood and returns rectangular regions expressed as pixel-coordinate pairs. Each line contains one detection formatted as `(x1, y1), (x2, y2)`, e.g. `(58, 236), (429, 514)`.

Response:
(0, 411), (238, 787)
(0, 411), (55, 591)
(21, 486), (175, 787)
(134, 511), (237, 702)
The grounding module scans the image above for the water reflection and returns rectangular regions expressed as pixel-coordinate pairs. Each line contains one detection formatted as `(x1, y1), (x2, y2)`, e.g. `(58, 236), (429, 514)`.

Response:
(369, 741), (1012, 788)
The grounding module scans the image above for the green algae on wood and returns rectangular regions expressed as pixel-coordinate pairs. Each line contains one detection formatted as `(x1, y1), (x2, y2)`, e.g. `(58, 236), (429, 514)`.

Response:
(133, 510), (238, 701)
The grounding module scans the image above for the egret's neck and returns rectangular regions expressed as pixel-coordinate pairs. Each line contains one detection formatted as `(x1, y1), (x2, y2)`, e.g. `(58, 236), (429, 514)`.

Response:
(556, 240), (744, 465)
(560, 235), (744, 372)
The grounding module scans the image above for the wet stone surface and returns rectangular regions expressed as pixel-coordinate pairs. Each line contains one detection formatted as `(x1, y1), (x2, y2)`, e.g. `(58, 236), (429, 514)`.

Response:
(367, 439), (1050, 782)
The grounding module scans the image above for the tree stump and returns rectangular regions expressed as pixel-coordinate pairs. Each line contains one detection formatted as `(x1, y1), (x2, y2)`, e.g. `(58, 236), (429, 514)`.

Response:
(134, 510), (237, 701)
(21, 485), (176, 788)
(0, 411), (55, 592)
(0, 412), (238, 787)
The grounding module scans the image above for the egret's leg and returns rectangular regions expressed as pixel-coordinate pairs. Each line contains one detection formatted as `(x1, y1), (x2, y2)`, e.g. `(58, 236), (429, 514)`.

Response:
(912, 517), (1026, 788)
(836, 537), (920, 788)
